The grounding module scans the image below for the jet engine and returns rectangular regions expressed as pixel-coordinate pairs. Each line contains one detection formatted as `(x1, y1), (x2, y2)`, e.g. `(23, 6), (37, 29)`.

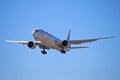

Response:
(27, 41), (36, 49)
(62, 40), (69, 46)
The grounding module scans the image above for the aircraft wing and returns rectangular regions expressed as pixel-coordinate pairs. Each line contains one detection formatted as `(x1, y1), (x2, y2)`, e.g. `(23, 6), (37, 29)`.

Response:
(6, 40), (41, 45)
(6, 40), (50, 49)
(70, 36), (114, 45)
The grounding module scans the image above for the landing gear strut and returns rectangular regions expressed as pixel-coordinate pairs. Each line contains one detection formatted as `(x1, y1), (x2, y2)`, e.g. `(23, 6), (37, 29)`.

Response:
(41, 50), (47, 54)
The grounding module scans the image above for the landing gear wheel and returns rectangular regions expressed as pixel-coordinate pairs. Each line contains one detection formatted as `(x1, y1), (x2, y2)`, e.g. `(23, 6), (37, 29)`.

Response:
(41, 50), (47, 54)
(60, 50), (66, 54)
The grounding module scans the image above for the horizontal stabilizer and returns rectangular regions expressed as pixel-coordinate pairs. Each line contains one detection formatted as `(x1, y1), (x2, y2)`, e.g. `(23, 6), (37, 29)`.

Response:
(71, 46), (88, 49)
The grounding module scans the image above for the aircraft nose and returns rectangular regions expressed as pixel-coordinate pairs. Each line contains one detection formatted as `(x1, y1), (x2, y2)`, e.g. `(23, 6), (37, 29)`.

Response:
(32, 29), (35, 35)
(32, 29), (40, 40)
(32, 29), (37, 37)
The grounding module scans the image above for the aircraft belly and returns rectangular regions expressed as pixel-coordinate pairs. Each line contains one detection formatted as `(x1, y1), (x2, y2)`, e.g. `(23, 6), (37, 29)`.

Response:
(37, 34), (61, 51)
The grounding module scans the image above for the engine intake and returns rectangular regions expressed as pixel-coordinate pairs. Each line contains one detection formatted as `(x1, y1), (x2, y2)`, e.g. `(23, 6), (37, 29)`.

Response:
(28, 41), (36, 49)
(62, 40), (68, 46)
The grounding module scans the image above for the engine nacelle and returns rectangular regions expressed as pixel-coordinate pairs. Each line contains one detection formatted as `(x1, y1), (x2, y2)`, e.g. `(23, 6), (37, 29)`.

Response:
(27, 41), (36, 49)
(62, 40), (68, 46)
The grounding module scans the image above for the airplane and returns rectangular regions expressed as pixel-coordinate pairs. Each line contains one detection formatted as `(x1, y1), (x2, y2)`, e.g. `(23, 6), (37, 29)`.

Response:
(6, 29), (114, 54)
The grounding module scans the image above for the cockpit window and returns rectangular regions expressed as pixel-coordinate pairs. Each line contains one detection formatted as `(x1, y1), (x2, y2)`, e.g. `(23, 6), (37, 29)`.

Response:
(35, 30), (39, 32)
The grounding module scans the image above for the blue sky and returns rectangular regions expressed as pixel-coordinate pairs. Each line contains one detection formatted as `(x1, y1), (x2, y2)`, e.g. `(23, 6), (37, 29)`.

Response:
(0, 0), (120, 80)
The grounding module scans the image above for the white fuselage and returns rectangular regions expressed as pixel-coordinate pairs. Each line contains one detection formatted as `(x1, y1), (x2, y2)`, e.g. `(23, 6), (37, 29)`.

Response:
(32, 29), (64, 51)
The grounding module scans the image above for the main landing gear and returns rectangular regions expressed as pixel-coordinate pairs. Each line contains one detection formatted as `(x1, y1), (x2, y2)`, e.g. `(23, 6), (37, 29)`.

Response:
(60, 50), (66, 54)
(41, 49), (66, 54)
(41, 50), (47, 54)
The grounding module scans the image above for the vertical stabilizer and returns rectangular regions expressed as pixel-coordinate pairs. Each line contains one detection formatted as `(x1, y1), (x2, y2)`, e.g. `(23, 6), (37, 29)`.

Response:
(67, 30), (71, 41)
